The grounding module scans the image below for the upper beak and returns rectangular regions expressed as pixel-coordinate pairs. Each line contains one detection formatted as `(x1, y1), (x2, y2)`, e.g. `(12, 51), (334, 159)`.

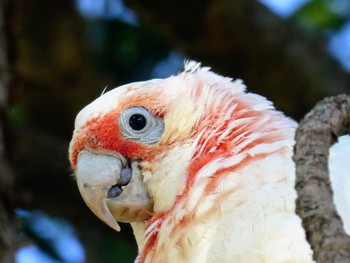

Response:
(75, 150), (153, 231)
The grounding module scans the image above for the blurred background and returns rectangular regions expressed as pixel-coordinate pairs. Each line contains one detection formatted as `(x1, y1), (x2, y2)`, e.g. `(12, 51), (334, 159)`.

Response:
(0, 0), (349, 262)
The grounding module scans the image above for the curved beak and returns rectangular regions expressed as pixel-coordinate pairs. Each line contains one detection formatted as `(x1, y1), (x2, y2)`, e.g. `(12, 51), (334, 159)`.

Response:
(75, 150), (153, 231)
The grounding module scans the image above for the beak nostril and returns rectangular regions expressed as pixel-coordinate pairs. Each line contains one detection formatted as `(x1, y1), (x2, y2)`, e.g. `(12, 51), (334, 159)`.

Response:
(107, 185), (123, 198)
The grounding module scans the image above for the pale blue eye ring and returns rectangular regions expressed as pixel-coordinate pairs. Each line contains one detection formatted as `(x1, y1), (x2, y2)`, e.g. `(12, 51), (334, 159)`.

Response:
(119, 107), (164, 144)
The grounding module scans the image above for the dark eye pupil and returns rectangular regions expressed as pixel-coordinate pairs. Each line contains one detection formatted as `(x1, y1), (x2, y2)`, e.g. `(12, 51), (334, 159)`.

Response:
(129, 114), (147, 130)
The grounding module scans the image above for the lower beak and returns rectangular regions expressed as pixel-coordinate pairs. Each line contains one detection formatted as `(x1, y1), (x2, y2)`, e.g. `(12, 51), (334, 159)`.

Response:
(75, 150), (153, 231)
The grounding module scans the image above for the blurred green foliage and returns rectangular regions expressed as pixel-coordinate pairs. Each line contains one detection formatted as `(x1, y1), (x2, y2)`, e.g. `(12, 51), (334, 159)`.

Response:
(292, 0), (350, 31)
(103, 237), (137, 263)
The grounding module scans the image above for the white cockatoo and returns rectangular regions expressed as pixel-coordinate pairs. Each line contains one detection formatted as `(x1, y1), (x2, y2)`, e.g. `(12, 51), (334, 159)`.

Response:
(69, 61), (350, 262)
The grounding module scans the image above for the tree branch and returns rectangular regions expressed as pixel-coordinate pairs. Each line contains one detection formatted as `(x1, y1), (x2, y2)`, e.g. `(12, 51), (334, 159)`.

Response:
(294, 94), (350, 262)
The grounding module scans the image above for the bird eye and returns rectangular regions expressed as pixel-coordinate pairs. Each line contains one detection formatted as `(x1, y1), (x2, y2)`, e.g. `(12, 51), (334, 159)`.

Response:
(129, 114), (147, 131)
(119, 107), (164, 144)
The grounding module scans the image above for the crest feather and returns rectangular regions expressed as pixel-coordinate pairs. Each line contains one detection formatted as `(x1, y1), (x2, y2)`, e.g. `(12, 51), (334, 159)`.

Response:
(184, 60), (210, 73)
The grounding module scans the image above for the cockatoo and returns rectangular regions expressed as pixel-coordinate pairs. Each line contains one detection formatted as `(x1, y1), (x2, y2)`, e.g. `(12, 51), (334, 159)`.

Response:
(69, 61), (350, 263)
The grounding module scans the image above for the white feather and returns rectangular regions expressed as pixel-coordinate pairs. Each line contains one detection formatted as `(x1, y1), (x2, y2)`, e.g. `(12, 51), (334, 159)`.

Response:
(329, 135), (350, 234)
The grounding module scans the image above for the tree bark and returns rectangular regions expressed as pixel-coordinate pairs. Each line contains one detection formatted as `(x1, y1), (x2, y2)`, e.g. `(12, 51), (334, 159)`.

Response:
(124, 0), (350, 120)
(294, 94), (350, 262)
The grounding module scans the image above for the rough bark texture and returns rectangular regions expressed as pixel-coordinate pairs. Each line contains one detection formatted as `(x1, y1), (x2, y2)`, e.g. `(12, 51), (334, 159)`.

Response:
(124, 0), (350, 120)
(294, 95), (350, 263)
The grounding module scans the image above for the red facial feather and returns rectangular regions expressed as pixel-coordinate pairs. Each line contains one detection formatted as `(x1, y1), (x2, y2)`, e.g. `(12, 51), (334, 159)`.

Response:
(70, 109), (163, 169)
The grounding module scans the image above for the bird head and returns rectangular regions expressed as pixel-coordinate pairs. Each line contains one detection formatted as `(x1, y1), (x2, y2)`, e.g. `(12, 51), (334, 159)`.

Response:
(69, 61), (290, 233)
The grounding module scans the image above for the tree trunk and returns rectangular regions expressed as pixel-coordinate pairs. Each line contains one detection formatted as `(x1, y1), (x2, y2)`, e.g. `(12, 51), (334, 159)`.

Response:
(294, 95), (350, 262)
(0, 0), (19, 261)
